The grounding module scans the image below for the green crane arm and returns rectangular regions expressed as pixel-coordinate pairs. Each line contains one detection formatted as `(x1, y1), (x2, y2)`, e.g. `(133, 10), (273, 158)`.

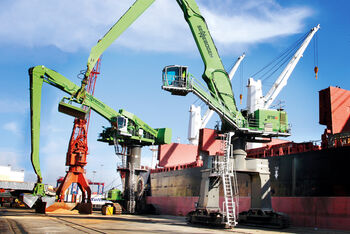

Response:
(162, 1), (289, 135)
(85, 0), (155, 78)
(29, 65), (171, 184)
(85, 0), (241, 126)
(86, 0), (238, 117)
(176, 0), (241, 118)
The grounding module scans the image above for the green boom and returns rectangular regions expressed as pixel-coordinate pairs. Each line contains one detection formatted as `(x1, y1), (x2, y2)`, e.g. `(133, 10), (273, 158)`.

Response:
(175, 0), (244, 123)
(29, 65), (171, 184)
(84, 0), (245, 129)
(85, 0), (155, 78)
(162, 0), (289, 135)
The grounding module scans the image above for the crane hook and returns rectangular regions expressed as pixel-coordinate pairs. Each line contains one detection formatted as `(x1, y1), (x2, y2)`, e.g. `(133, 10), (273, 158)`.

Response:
(314, 66), (319, 80)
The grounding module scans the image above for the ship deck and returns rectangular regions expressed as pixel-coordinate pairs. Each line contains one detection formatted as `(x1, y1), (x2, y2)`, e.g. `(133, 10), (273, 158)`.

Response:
(1, 208), (348, 234)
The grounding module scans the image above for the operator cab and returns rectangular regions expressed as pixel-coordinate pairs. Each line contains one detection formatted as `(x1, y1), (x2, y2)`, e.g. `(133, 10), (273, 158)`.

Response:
(162, 65), (190, 96)
(116, 116), (131, 136)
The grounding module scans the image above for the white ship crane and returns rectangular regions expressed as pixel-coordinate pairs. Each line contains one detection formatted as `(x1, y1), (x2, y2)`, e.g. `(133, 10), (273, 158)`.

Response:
(247, 24), (320, 114)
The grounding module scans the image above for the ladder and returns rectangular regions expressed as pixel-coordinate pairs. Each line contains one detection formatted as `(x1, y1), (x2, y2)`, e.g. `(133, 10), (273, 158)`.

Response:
(113, 134), (128, 168)
(221, 133), (239, 227)
(222, 174), (237, 226)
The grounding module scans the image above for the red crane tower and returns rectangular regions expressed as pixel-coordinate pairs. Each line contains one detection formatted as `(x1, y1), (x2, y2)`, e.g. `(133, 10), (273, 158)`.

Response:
(55, 59), (101, 211)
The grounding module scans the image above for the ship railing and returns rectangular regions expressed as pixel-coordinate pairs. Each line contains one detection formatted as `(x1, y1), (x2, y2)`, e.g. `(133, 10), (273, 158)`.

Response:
(150, 160), (203, 173)
(329, 132), (350, 148)
(211, 159), (228, 174)
(247, 118), (291, 134)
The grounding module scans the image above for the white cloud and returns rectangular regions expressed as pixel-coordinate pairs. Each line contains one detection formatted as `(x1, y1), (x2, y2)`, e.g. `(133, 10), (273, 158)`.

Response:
(201, 3), (310, 44)
(3, 121), (21, 136)
(0, 0), (312, 54)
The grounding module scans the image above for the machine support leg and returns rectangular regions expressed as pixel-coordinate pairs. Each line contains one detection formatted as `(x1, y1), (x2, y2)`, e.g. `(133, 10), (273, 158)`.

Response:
(125, 145), (141, 214)
(251, 173), (272, 209)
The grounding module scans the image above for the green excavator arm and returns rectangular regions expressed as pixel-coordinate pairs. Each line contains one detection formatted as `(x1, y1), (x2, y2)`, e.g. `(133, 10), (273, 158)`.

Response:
(27, 0), (161, 198)
(29, 65), (171, 188)
(176, 0), (242, 118)
(83, 0), (268, 132)
(74, 0), (156, 106)
(86, 0), (244, 130)
(162, 0), (289, 135)
(85, 0), (240, 118)
(160, 0), (246, 130)
(85, 0), (155, 78)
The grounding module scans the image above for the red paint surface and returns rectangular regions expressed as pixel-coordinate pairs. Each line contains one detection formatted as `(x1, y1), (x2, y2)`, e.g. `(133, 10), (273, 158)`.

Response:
(198, 128), (224, 156)
(146, 196), (250, 216)
(247, 141), (320, 158)
(319, 86), (350, 134)
(272, 197), (350, 230)
(147, 196), (198, 216)
(157, 128), (225, 168)
(147, 196), (350, 230)
(158, 143), (198, 167)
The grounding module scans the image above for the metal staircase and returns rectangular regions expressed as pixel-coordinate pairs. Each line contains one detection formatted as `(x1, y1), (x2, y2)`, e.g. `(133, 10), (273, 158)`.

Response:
(221, 133), (239, 227)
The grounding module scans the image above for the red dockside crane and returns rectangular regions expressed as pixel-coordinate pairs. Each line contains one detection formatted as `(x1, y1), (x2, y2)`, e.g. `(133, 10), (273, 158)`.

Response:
(55, 59), (101, 208)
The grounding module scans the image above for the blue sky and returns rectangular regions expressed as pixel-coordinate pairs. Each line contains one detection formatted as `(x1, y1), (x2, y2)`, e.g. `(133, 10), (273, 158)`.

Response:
(0, 0), (349, 188)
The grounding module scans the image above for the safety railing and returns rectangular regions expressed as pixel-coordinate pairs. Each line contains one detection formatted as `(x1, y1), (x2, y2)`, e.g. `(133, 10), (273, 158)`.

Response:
(162, 70), (290, 136)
